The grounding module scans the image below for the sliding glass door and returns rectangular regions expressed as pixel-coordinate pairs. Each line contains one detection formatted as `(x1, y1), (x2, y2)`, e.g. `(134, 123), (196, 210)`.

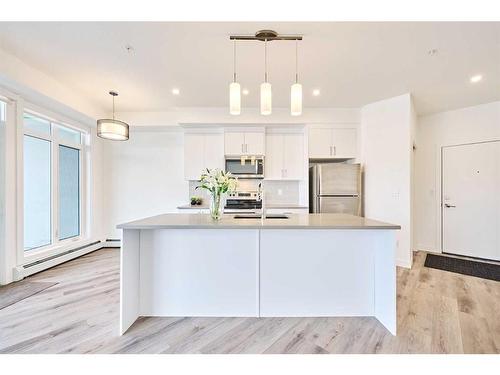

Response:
(23, 134), (52, 250)
(58, 144), (80, 240)
(23, 111), (85, 255)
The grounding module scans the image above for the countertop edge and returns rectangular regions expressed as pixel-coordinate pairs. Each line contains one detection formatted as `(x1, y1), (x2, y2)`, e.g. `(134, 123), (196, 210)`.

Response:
(117, 224), (401, 230)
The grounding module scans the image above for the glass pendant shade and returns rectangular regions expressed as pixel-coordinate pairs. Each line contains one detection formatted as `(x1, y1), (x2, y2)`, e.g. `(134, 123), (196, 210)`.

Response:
(260, 82), (272, 115)
(97, 119), (129, 141)
(229, 82), (241, 115)
(290, 83), (302, 116)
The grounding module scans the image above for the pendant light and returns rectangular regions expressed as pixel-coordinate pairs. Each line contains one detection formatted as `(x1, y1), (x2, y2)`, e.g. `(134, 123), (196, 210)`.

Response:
(260, 38), (272, 115)
(97, 91), (129, 141)
(290, 39), (302, 116)
(229, 39), (241, 115)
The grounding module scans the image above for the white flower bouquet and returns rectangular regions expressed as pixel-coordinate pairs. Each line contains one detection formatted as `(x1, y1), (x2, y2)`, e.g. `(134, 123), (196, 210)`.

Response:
(197, 168), (238, 219)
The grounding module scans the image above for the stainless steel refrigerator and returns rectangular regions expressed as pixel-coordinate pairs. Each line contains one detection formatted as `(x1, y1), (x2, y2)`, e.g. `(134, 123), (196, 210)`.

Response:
(309, 163), (362, 215)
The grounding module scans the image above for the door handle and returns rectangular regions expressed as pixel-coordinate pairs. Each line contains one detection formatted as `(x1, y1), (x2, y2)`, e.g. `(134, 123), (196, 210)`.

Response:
(444, 204), (456, 208)
(333, 145), (336, 156)
(329, 146), (332, 156)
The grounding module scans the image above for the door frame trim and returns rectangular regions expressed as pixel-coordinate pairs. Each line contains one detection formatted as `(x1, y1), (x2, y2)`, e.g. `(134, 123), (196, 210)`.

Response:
(440, 139), (500, 256)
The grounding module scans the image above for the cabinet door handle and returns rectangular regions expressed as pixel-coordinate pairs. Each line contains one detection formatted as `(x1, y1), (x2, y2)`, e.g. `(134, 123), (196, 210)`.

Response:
(329, 146), (332, 156)
(241, 144), (244, 153)
(245, 144), (248, 153)
(333, 146), (336, 156)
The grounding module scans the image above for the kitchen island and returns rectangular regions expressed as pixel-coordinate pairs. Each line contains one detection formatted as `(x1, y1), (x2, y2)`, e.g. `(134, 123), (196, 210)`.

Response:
(117, 213), (400, 335)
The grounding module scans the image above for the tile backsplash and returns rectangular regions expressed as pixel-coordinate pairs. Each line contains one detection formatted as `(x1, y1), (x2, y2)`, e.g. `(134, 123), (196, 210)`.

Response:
(262, 180), (300, 205)
(188, 179), (300, 206)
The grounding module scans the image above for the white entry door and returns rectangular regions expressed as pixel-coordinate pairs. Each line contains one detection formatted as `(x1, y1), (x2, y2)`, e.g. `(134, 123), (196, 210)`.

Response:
(442, 141), (500, 260)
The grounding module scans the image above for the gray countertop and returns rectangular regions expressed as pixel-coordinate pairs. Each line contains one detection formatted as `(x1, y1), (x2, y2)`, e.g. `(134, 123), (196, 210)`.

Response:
(117, 213), (401, 230)
(177, 204), (209, 210)
(177, 204), (308, 210)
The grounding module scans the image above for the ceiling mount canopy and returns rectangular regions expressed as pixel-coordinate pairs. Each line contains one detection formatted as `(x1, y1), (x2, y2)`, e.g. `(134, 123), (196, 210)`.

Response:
(97, 91), (130, 141)
(230, 29), (302, 41)
(228, 30), (303, 116)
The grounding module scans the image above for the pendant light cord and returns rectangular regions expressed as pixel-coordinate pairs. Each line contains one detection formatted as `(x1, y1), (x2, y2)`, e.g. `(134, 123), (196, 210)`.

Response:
(233, 39), (237, 83)
(264, 39), (267, 83)
(264, 39), (268, 83)
(112, 95), (115, 120)
(295, 39), (298, 84)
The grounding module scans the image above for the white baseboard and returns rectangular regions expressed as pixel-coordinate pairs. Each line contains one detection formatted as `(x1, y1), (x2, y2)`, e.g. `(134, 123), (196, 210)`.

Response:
(103, 239), (121, 248)
(13, 241), (107, 280)
(415, 243), (441, 253)
(396, 258), (412, 269)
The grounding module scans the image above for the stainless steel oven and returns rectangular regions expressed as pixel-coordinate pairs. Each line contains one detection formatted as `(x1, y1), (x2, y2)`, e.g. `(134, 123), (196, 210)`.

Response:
(225, 157), (264, 179)
(224, 190), (262, 213)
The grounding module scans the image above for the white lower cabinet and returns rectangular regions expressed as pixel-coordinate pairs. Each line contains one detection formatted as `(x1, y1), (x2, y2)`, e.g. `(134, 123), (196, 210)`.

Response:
(265, 133), (304, 180)
(184, 132), (224, 180)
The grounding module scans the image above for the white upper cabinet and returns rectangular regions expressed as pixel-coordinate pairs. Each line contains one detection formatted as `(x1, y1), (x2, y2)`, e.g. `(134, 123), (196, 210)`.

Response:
(184, 132), (224, 180)
(224, 132), (245, 155)
(204, 133), (225, 171)
(331, 128), (357, 158)
(308, 126), (357, 159)
(265, 134), (284, 179)
(224, 130), (265, 156)
(265, 132), (304, 180)
(308, 128), (332, 159)
(283, 133), (304, 179)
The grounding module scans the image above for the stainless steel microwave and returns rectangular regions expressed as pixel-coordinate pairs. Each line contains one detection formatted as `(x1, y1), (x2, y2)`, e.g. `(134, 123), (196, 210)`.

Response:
(225, 157), (264, 179)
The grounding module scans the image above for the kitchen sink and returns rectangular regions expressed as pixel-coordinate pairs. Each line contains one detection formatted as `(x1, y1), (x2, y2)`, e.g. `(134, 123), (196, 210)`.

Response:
(233, 214), (289, 219)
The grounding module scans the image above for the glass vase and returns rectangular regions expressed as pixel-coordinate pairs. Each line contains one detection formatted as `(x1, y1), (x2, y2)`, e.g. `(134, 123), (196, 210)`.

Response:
(209, 192), (223, 220)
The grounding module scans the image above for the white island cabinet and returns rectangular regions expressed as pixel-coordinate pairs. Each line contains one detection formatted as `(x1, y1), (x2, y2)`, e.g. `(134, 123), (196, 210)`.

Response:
(118, 213), (400, 336)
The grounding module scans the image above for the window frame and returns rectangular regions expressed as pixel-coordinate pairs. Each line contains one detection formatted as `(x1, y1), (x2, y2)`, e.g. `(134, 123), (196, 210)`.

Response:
(18, 104), (89, 264)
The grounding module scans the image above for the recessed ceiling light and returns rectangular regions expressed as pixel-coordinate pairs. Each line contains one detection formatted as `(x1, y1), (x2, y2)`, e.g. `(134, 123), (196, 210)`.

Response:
(242, 89), (249, 96)
(172, 88), (180, 95)
(470, 75), (483, 83)
(312, 89), (320, 97)
(428, 49), (438, 56)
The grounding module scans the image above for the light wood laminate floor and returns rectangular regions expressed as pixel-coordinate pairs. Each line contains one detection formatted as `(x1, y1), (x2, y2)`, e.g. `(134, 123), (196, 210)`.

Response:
(0, 248), (499, 354)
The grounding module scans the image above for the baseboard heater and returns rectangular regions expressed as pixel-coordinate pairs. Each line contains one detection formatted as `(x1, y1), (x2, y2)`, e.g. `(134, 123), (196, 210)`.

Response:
(105, 239), (121, 247)
(14, 240), (105, 280)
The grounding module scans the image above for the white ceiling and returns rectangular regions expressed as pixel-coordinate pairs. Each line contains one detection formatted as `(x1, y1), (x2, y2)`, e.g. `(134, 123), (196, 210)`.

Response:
(0, 22), (499, 115)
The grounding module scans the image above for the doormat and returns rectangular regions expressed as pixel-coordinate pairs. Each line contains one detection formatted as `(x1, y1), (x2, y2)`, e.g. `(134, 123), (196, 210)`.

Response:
(424, 253), (500, 282)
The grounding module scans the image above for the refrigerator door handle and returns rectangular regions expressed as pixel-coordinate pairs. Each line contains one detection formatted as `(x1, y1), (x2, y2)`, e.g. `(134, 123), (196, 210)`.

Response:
(317, 194), (359, 198)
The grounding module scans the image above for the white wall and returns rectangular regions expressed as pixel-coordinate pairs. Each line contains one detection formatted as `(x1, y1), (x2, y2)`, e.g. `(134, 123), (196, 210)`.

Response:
(116, 107), (361, 128)
(0, 48), (105, 121)
(414, 101), (500, 253)
(102, 129), (188, 239)
(361, 93), (414, 268)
